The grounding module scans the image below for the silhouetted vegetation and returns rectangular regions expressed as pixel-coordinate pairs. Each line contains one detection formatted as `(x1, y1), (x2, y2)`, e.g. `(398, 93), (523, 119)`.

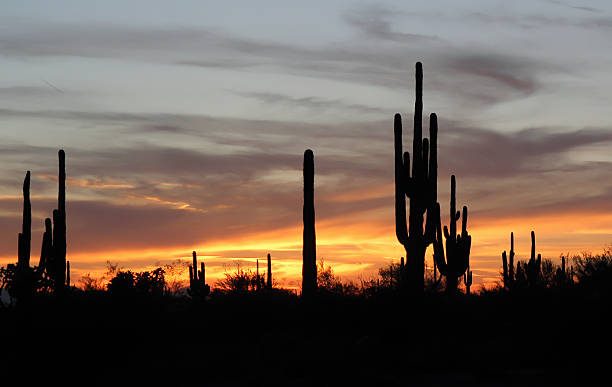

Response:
(2, 61), (612, 385)
(302, 149), (317, 297)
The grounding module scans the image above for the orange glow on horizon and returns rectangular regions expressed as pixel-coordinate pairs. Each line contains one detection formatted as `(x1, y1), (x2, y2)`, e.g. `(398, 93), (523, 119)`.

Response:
(1, 203), (610, 291)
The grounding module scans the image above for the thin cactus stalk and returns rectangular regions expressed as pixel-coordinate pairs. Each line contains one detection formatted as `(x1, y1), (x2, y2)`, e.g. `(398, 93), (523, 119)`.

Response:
(18, 171), (31, 271)
(266, 253), (272, 290)
(51, 150), (67, 292)
(432, 175), (471, 293)
(302, 149), (317, 297)
(502, 232), (515, 289)
(256, 259), (260, 291)
(394, 62), (439, 293)
(66, 261), (70, 288)
(200, 262), (205, 285)
(16, 171), (32, 301)
(38, 218), (53, 272)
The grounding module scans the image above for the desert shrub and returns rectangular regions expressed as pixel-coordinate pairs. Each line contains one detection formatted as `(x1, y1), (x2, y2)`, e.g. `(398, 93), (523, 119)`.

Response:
(216, 263), (264, 293)
(572, 248), (612, 294)
(317, 260), (358, 296)
(106, 267), (167, 296)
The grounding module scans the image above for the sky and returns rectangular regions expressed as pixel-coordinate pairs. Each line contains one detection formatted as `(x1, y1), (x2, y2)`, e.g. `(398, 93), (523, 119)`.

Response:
(1, 0), (612, 289)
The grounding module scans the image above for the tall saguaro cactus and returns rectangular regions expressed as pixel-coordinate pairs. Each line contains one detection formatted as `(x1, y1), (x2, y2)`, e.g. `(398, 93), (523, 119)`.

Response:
(432, 175), (471, 293)
(302, 149), (317, 297)
(394, 62), (439, 292)
(16, 171), (32, 300)
(266, 253), (272, 290)
(17, 171), (32, 271)
(50, 150), (67, 292)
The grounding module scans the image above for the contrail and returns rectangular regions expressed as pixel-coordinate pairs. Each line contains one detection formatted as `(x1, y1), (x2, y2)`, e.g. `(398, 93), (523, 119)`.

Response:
(42, 79), (64, 93)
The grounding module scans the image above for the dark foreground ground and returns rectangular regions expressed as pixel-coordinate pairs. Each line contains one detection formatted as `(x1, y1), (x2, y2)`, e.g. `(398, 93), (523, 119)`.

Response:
(1, 289), (610, 386)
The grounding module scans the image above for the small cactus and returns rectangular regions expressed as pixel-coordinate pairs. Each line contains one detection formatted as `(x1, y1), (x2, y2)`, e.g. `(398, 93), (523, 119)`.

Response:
(464, 265), (473, 295)
(432, 175), (471, 293)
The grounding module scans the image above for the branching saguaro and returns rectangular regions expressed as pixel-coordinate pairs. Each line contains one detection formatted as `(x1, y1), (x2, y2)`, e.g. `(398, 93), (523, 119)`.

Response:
(189, 251), (210, 298)
(432, 175), (471, 293)
(302, 149), (317, 297)
(502, 232), (516, 289)
(394, 62), (439, 292)
(524, 231), (542, 287)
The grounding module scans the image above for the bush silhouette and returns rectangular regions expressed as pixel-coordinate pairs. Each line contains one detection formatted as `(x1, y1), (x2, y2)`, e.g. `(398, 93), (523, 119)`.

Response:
(215, 263), (264, 293)
(572, 248), (612, 295)
(107, 268), (167, 296)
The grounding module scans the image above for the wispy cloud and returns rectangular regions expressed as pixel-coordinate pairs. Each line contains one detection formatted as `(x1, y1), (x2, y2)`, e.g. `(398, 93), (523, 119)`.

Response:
(233, 91), (387, 114)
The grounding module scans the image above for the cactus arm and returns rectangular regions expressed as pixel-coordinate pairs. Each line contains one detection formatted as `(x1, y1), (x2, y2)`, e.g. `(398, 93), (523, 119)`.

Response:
(394, 114), (410, 247)
(428, 113), (438, 203)
(432, 203), (448, 274)
(531, 231), (535, 263)
(422, 138), (429, 201)
(502, 251), (508, 286)
(412, 62), (423, 181)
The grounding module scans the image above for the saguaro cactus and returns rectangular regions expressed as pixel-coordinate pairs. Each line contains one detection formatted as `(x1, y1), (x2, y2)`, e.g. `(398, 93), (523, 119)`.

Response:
(189, 251), (210, 297)
(266, 253), (272, 290)
(394, 62), (439, 292)
(502, 232), (515, 288)
(16, 171), (32, 300)
(17, 171), (32, 271)
(464, 264), (473, 295)
(432, 175), (471, 293)
(38, 218), (53, 271)
(525, 231), (541, 287)
(51, 150), (67, 292)
(302, 149), (317, 297)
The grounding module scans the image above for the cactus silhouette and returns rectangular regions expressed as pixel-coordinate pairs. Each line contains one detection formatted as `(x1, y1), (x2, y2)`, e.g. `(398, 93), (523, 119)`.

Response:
(66, 260), (70, 288)
(464, 265), (473, 295)
(524, 231), (542, 287)
(394, 62), (439, 292)
(302, 149), (317, 297)
(38, 217), (53, 273)
(554, 256), (574, 285)
(501, 232), (516, 289)
(17, 171), (31, 272)
(48, 150), (67, 292)
(432, 175), (471, 293)
(189, 251), (210, 298)
(15, 171), (32, 300)
(256, 259), (261, 291)
(266, 253), (272, 290)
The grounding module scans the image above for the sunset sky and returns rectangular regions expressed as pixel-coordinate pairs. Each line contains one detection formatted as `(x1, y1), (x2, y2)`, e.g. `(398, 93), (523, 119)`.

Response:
(1, 1), (612, 289)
